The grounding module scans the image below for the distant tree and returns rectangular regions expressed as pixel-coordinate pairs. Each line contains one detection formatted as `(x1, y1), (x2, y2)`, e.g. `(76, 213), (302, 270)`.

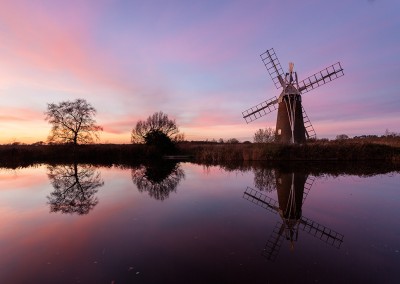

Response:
(335, 134), (349, 140)
(254, 127), (275, 143)
(45, 99), (102, 145)
(226, 138), (239, 144)
(131, 111), (181, 145)
(218, 138), (224, 144)
(32, 141), (45, 146)
(384, 129), (399, 137)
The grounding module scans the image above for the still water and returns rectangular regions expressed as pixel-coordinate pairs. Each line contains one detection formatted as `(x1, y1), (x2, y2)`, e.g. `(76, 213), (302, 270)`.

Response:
(0, 162), (399, 284)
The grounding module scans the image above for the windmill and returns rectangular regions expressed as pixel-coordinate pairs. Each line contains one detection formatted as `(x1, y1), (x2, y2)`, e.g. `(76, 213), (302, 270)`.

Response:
(242, 48), (344, 143)
(243, 170), (344, 261)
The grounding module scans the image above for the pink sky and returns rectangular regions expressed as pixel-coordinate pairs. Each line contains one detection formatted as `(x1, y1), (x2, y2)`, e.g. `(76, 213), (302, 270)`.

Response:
(0, 0), (399, 144)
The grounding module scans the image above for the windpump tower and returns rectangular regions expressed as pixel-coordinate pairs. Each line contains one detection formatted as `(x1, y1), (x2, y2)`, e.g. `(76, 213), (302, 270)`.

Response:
(242, 48), (344, 143)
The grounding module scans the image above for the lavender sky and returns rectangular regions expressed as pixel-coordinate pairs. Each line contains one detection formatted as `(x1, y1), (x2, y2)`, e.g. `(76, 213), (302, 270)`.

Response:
(0, 0), (399, 144)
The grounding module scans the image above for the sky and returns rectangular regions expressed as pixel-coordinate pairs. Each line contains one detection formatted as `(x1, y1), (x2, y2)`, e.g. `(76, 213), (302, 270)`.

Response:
(0, 0), (399, 144)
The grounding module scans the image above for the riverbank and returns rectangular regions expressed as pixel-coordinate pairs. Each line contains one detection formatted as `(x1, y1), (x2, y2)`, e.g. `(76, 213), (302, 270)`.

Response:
(179, 139), (400, 163)
(0, 144), (147, 168)
(1, 138), (399, 168)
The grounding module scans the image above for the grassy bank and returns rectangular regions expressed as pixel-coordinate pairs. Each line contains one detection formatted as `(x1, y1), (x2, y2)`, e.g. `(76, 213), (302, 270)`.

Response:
(0, 144), (149, 168)
(179, 139), (400, 163)
(1, 138), (399, 168)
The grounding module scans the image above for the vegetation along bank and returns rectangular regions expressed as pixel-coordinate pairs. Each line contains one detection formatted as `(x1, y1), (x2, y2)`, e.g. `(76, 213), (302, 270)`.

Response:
(1, 137), (400, 168)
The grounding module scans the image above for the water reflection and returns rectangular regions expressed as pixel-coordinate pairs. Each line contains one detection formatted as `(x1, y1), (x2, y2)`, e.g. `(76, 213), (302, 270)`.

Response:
(1, 162), (399, 283)
(244, 169), (344, 261)
(253, 167), (276, 192)
(131, 161), (185, 200)
(47, 163), (104, 215)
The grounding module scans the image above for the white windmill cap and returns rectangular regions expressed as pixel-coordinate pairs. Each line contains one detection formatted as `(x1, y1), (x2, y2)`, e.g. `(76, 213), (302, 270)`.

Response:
(289, 62), (294, 73)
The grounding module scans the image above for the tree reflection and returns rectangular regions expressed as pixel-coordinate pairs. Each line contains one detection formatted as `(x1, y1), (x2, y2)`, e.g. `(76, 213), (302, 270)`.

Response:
(253, 167), (276, 192)
(131, 161), (185, 201)
(47, 163), (104, 215)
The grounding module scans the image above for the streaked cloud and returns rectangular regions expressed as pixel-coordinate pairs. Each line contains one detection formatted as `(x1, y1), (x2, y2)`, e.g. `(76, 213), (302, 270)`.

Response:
(0, 0), (399, 143)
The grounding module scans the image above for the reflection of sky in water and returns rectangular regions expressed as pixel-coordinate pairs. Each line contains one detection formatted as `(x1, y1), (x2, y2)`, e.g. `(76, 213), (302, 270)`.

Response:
(0, 164), (399, 283)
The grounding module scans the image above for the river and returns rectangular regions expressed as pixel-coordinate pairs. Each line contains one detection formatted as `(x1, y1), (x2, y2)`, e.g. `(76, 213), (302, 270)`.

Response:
(0, 161), (399, 283)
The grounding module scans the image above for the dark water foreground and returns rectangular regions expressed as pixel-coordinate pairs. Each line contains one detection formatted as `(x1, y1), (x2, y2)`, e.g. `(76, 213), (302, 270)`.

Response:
(0, 161), (399, 283)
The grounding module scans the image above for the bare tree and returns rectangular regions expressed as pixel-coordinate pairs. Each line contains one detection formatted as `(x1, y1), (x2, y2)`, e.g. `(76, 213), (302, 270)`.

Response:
(254, 127), (275, 143)
(131, 111), (181, 144)
(45, 99), (103, 145)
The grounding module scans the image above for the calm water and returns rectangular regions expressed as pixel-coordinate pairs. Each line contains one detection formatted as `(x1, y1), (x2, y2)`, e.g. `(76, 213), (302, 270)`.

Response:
(0, 162), (399, 284)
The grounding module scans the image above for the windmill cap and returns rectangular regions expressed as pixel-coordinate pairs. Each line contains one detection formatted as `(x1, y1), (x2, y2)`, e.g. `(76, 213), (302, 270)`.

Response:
(289, 62), (294, 72)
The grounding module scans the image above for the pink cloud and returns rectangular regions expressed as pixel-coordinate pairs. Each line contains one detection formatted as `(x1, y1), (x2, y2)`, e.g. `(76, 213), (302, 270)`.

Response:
(0, 107), (43, 122)
(0, 1), (139, 95)
(100, 118), (136, 134)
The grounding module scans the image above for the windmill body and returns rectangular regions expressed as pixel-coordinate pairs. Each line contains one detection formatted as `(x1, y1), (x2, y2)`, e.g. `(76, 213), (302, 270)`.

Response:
(275, 70), (306, 143)
(242, 48), (344, 143)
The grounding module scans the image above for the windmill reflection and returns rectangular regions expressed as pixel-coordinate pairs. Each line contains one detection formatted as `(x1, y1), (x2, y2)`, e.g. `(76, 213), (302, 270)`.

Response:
(47, 163), (104, 215)
(131, 161), (185, 201)
(244, 169), (344, 261)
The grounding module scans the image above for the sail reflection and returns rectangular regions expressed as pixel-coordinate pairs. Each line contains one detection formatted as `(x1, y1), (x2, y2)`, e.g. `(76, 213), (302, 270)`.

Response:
(131, 161), (185, 201)
(244, 169), (344, 261)
(47, 163), (104, 215)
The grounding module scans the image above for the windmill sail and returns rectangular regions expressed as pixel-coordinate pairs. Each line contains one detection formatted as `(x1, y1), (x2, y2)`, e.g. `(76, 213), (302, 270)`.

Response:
(242, 96), (278, 123)
(260, 48), (285, 89)
(302, 175), (315, 204)
(299, 62), (344, 94)
(243, 186), (279, 213)
(299, 216), (344, 248)
(262, 221), (285, 261)
(302, 106), (317, 140)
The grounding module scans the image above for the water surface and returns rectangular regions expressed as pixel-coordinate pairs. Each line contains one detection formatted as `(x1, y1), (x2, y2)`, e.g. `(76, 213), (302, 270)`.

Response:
(0, 162), (399, 283)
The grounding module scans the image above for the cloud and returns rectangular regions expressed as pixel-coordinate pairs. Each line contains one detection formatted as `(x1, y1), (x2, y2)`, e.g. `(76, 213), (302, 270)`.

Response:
(0, 107), (43, 122)
(100, 118), (136, 135)
(0, 1), (141, 95)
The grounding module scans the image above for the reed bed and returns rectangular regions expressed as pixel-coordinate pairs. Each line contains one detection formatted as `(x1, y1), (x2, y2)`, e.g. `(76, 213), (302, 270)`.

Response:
(178, 140), (400, 163)
(1, 138), (399, 168)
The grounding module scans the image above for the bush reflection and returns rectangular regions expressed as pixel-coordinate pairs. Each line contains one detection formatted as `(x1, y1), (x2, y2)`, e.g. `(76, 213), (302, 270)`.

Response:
(47, 163), (104, 215)
(131, 161), (185, 201)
